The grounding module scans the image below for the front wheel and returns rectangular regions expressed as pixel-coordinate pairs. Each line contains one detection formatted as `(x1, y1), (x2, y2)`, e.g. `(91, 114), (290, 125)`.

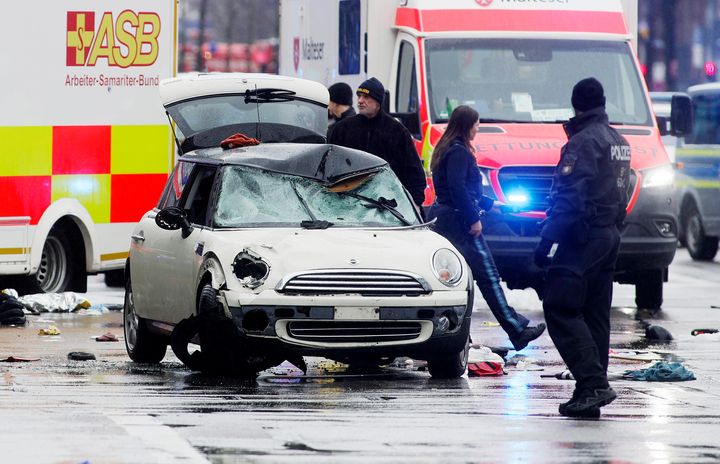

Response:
(427, 337), (470, 379)
(685, 206), (719, 261)
(124, 276), (167, 363)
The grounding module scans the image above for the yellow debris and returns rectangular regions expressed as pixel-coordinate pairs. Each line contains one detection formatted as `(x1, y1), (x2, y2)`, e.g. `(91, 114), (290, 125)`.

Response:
(38, 325), (60, 336)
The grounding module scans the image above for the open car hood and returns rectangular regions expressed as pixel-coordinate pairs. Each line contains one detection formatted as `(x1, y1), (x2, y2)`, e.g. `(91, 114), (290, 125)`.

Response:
(160, 73), (329, 154)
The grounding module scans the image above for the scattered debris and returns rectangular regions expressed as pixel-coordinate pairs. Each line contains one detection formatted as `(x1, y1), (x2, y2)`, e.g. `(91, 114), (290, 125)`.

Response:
(691, 328), (719, 336)
(468, 361), (504, 377)
(67, 352), (96, 361)
(0, 290), (27, 325)
(513, 359), (544, 371)
(541, 370), (574, 380)
(19, 292), (91, 314)
(0, 356), (40, 363)
(37, 325), (61, 336)
(645, 324), (673, 341)
(95, 332), (119, 342)
(479, 321), (500, 327)
(608, 349), (663, 362)
(468, 346), (505, 365)
(623, 361), (696, 381)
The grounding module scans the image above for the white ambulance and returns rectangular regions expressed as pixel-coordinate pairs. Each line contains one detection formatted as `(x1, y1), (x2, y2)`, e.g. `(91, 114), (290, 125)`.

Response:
(279, 0), (692, 311)
(0, 1), (177, 294)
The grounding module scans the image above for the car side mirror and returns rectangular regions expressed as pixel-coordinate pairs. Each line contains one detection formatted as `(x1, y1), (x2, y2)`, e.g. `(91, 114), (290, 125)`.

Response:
(670, 94), (693, 137)
(155, 206), (194, 238)
(656, 115), (670, 136)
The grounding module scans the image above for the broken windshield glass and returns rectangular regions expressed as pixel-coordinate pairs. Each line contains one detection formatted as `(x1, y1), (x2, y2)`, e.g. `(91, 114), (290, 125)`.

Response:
(213, 166), (420, 228)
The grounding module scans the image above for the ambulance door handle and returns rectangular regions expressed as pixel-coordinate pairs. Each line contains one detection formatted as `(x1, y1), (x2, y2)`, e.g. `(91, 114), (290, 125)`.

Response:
(131, 233), (145, 243)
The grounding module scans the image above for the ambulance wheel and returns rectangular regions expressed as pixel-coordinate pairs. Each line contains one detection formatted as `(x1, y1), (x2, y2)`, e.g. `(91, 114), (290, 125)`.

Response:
(427, 337), (470, 379)
(15, 227), (77, 295)
(124, 275), (167, 363)
(634, 269), (663, 311)
(685, 205), (719, 261)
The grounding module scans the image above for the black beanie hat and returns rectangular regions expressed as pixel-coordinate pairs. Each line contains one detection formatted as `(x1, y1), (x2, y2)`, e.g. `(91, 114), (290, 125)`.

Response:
(328, 82), (353, 106)
(357, 77), (385, 105)
(571, 77), (606, 112)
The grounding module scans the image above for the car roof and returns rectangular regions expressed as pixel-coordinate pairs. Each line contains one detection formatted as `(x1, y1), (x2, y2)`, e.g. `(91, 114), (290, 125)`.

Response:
(180, 143), (388, 185)
(687, 83), (720, 96)
(160, 72), (329, 106)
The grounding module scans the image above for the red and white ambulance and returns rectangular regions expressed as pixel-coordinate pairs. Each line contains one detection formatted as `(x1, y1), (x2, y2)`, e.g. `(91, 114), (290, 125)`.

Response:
(0, 1), (177, 293)
(279, 0), (691, 310)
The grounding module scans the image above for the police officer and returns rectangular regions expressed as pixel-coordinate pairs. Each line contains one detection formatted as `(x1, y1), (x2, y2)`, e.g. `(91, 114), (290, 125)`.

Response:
(534, 77), (631, 418)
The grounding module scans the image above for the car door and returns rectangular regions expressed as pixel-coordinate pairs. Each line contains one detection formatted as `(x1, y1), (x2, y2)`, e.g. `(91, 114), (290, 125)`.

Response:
(131, 161), (218, 324)
(159, 163), (219, 322)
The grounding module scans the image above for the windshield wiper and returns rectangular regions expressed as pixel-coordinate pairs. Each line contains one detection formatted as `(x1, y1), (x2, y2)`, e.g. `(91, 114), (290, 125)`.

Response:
(244, 88), (296, 103)
(290, 181), (334, 229)
(338, 192), (411, 226)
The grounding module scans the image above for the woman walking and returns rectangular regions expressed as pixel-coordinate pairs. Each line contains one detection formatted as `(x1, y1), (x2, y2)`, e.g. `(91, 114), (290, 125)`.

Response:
(428, 105), (545, 351)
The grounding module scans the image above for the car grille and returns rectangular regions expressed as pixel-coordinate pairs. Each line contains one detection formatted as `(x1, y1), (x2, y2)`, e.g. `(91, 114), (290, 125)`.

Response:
(286, 320), (423, 343)
(497, 166), (555, 211)
(276, 270), (431, 296)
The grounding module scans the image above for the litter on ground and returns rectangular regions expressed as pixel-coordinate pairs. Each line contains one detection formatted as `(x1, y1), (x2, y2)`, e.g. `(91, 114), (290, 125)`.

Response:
(38, 325), (61, 336)
(608, 349), (663, 362)
(623, 361), (696, 381)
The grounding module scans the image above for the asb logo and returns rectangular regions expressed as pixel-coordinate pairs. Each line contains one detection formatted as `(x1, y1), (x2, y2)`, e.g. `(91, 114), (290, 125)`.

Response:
(66, 11), (161, 68)
(476, 0), (493, 6)
(293, 37), (300, 71)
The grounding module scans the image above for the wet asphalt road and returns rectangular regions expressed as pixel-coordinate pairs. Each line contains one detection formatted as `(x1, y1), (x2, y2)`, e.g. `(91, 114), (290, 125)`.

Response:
(1, 248), (720, 463)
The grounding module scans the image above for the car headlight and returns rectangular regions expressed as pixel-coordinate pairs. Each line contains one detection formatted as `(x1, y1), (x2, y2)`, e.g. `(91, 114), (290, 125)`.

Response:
(432, 248), (463, 287)
(642, 164), (675, 188)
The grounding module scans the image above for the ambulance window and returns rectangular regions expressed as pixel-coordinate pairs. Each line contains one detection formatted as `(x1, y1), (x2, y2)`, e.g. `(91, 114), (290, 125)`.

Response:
(159, 161), (194, 209)
(396, 41), (418, 114)
(339, 0), (361, 75)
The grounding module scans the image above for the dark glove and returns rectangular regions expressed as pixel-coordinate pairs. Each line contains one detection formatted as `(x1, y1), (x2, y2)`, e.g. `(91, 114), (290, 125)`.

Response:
(534, 238), (554, 268)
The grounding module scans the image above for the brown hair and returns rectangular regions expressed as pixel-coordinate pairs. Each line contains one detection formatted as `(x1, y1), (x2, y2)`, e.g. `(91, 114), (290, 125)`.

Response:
(430, 105), (479, 173)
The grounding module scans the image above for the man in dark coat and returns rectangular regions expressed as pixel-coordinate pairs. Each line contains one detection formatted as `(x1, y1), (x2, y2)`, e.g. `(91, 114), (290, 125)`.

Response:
(328, 77), (427, 207)
(534, 77), (631, 418)
(326, 82), (356, 140)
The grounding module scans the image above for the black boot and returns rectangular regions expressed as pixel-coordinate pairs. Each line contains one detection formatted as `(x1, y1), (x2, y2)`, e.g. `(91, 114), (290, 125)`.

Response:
(511, 323), (546, 350)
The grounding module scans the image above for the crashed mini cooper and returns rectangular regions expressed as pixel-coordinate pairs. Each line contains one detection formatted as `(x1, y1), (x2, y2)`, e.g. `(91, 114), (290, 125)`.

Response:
(123, 73), (472, 378)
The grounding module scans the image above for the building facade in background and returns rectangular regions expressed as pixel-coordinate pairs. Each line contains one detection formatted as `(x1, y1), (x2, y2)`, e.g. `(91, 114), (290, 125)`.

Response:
(639, 0), (720, 91)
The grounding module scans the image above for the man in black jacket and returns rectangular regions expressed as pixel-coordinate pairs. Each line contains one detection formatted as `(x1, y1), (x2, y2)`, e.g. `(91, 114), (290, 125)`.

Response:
(326, 82), (356, 140)
(328, 77), (427, 207)
(534, 77), (631, 418)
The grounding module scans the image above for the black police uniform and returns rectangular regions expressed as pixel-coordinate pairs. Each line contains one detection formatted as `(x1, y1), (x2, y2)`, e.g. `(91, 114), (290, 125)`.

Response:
(539, 106), (631, 391)
(328, 111), (427, 206)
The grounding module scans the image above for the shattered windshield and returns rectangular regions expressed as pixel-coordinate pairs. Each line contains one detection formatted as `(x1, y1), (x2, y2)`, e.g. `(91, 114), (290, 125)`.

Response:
(426, 39), (650, 126)
(166, 94), (327, 144)
(213, 166), (420, 228)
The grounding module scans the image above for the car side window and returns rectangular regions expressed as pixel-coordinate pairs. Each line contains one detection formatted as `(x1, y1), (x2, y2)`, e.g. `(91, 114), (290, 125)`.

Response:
(180, 164), (218, 226)
(159, 161), (194, 209)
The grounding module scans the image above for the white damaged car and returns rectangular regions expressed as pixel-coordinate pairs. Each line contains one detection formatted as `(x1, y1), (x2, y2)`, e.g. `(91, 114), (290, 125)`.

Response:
(123, 73), (473, 378)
